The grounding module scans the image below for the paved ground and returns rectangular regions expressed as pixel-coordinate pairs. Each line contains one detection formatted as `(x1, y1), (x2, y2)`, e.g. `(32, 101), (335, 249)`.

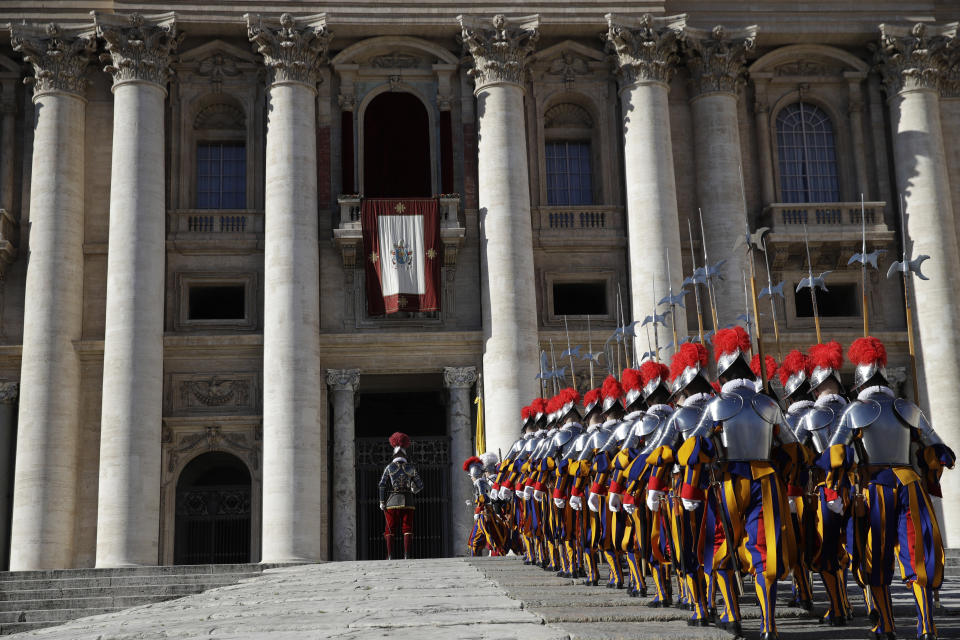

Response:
(8, 556), (960, 639)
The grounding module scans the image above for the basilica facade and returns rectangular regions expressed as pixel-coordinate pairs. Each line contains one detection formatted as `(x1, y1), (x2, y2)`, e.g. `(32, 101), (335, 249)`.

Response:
(0, 1), (957, 569)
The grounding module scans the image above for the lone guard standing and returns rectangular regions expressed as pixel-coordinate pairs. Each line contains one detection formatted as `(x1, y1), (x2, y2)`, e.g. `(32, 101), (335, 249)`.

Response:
(379, 432), (424, 559)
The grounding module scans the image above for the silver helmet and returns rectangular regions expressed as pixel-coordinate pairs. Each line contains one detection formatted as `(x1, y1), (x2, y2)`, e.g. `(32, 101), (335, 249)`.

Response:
(808, 341), (844, 393)
(669, 343), (710, 396)
(714, 327), (752, 379)
(848, 337), (887, 392)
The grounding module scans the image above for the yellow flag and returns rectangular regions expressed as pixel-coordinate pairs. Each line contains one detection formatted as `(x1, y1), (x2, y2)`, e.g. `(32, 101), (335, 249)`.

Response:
(474, 395), (485, 457)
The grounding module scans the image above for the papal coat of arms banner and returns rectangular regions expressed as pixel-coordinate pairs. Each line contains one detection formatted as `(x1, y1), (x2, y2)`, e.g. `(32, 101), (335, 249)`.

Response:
(361, 198), (441, 315)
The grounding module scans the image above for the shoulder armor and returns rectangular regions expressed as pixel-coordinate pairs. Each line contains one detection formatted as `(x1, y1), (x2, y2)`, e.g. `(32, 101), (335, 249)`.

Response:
(401, 462), (417, 474)
(670, 405), (705, 437)
(803, 406), (835, 431)
(751, 393), (785, 425)
(843, 399), (883, 430)
(893, 398), (924, 429)
(386, 461), (400, 474)
(636, 412), (663, 436)
(709, 392), (744, 422)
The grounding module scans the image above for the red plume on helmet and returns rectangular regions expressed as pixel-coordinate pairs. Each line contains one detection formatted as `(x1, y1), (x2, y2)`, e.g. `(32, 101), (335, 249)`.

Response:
(713, 326), (751, 362)
(809, 341), (844, 371)
(545, 394), (561, 415)
(778, 349), (810, 387)
(669, 342), (708, 382)
(530, 397), (548, 416)
(639, 361), (669, 387)
(601, 375), (624, 400)
(389, 432), (410, 450)
(520, 405), (533, 420)
(621, 368), (642, 393)
(462, 456), (482, 472)
(750, 353), (778, 381)
(847, 337), (887, 368)
(583, 387), (602, 408)
(557, 387), (581, 407)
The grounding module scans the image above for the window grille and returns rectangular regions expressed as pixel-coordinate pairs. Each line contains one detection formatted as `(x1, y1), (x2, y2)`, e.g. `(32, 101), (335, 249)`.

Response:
(775, 103), (839, 203)
(197, 142), (246, 209)
(545, 141), (593, 206)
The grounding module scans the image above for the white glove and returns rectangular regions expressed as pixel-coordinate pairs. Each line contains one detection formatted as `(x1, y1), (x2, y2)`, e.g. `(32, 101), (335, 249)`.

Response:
(523, 485), (535, 499)
(623, 503), (637, 515)
(681, 498), (702, 511)
(587, 492), (600, 512)
(498, 486), (511, 501)
(827, 497), (844, 514)
(533, 489), (544, 502)
(489, 488), (499, 501)
(647, 490), (665, 512)
(788, 496), (798, 514)
(553, 497), (566, 509)
(515, 489), (525, 499)
(379, 501), (385, 511)
(608, 492), (622, 512)
(569, 495), (583, 511)
(465, 499), (473, 506)
(473, 513), (479, 521)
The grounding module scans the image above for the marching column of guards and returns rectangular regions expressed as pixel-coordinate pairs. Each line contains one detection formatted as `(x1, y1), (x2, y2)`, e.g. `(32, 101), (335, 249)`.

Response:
(462, 329), (955, 640)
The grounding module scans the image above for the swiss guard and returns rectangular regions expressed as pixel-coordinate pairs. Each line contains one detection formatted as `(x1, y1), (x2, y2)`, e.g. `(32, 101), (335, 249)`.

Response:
(464, 451), (505, 556)
(378, 431), (424, 560)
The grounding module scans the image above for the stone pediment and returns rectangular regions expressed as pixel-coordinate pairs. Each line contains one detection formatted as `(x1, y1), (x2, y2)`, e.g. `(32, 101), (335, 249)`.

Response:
(177, 39), (258, 65)
(749, 44), (869, 80)
(331, 36), (459, 69)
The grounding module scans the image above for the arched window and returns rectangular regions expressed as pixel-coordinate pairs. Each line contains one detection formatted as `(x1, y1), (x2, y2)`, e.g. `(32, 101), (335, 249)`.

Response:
(544, 103), (595, 206)
(775, 102), (839, 203)
(194, 99), (247, 209)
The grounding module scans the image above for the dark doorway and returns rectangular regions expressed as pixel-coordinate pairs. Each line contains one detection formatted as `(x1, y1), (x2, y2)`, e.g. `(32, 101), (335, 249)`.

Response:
(363, 92), (432, 197)
(174, 451), (251, 565)
(354, 388), (449, 560)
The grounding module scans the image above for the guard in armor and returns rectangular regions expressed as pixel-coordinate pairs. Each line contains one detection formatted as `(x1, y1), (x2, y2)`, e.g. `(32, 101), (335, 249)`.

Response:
(378, 432), (425, 560)
(464, 452), (505, 556)
(826, 337), (955, 640)
(679, 327), (800, 640)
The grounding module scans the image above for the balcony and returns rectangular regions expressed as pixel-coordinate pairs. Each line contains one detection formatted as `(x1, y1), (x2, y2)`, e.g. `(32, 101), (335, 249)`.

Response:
(535, 205), (626, 249)
(333, 195), (465, 269)
(168, 209), (264, 255)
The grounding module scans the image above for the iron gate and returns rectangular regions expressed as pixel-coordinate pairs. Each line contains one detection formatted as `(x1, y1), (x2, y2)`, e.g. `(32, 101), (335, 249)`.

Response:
(356, 436), (450, 560)
(174, 485), (251, 564)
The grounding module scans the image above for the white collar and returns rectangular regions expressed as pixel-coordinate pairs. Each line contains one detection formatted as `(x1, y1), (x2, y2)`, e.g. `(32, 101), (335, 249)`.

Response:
(534, 429), (546, 437)
(646, 403), (673, 415)
(815, 393), (848, 407)
(721, 378), (757, 394)
(522, 432), (533, 440)
(600, 418), (619, 430)
(562, 421), (582, 430)
(858, 385), (895, 400)
(787, 400), (814, 415)
(624, 410), (644, 421)
(587, 423), (599, 433)
(393, 456), (407, 464)
(682, 392), (713, 407)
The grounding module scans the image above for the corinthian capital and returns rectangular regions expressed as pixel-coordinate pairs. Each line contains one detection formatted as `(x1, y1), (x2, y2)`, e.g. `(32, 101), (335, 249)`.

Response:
(605, 13), (686, 88)
(458, 14), (540, 91)
(246, 13), (332, 89)
(326, 368), (360, 392)
(94, 12), (182, 90)
(683, 24), (757, 98)
(10, 22), (96, 98)
(443, 366), (478, 389)
(874, 22), (957, 95)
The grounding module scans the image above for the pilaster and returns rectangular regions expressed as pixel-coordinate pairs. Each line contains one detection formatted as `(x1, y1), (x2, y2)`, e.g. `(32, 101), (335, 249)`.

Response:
(326, 369), (360, 561)
(444, 366), (477, 556)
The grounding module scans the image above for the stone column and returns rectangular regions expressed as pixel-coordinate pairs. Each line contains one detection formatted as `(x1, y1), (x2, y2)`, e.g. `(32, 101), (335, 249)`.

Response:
(458, 14), (540, 455)
(326, 369), (359, 561)
(606, 14), (687, 347)
(0, 382), (17, 570)
(7, 23), (94, 571)
(444, 366), (477, 556)
(0, 95), (16, 213)
(752, 77), (777, 206)
(845, 75), (870, 198)
(876, 22), (960, 546)
(247, 13), (331, 563)
(684, 25), (757, 327)
(93, 12), (180, 567)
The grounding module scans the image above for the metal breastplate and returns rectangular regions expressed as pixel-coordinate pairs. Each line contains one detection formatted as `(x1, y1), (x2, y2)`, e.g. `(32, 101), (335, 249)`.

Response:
(709, 387), (777, 462)
(856, 394), (913, 466)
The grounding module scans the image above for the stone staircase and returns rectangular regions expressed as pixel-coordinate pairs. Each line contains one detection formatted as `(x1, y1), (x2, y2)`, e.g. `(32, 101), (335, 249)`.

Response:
(0, 563), (290, 635)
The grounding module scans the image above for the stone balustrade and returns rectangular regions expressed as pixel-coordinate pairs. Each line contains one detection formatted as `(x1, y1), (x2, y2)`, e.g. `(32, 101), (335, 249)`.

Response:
(537, 205), (623, 231)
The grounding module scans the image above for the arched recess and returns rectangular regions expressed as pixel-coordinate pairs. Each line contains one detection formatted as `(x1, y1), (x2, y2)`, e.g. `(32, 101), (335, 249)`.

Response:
(174, 451), (252, 565)
(188, 93), (249, 210)
(360, 87), (434, 197)
(538, 96), (601, 206)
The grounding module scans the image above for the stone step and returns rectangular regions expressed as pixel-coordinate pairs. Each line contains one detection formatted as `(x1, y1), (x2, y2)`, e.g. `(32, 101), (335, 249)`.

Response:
(0, 571), (262, 593)
(0, 593), (178, 613)
(0, 606), (121, 624)
(0, 563), (285, 582)
(0, 580), (244, 602)
(0, 621), (57, 636)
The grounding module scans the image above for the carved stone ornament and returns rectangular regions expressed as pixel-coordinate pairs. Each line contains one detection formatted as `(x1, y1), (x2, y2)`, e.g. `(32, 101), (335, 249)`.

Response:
(0, 381), (18, 404)
(458, 14), (540, 90)
(195, 52), (240, 93)
(167, 424), (259, 473)
(326, 368), (360, 392)
(874, 22), (957, 95)
(774, 61), (841, 77)
(546, 50), (591, 88)
(181, 377), (251, 408)
(95, 12), (182, 89)
(370, 53), (423, 69)
(443, 366), (477, 389)
(245, 13), (332, 89)
(605, 13), (686, 88)
(10, 22), (96, 98)
(683, 24), (757, 97)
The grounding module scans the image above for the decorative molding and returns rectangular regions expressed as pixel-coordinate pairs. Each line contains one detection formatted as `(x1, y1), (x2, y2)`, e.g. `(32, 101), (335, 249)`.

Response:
(245, 12), (331, 89)
(774, 61), (841, 77)
(443, 366), (477, 389)
(326, 368), (360, 392)
(195, 52), (241, 93)
(0, 381), (18, 404)
(458, 14), (540, 91)
(546, 50), (591, 89)
(169, 372), (259, 414)
(193, 102), (245, 130)
(10, 22), (96, 98)
(683, 24), (757, 98)
(544, 103), (593, 129)
(95, 12), (182, 90)
(874, 22), (957, 96)
(370, 53), (423, 69)
(337, 92), (356, 111)
(605, 13), (685, 89)
(166, 424), (260, 474)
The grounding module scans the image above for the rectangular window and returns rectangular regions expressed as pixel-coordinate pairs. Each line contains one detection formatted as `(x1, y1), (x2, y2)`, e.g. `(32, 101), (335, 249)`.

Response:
(188, 284), (246, 320)
(196, 142), (246, 209)
(794, 283), (859, 318)
(553, 282), (607, 316)
(545, 142), (593, 206)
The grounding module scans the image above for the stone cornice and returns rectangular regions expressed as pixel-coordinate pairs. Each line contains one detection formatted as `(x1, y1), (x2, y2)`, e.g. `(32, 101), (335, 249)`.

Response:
(874, 21), (957, 96)
(683, 24), (757, 98)
(326, 368), (360, 392)
(443, 366), (477, 389)
(94, 12), (182, 91)
(605, 13), (685, 89)
(10, 22), (96, 98)
(245, 13), (332, 90)
(458, 14), (540, 91)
